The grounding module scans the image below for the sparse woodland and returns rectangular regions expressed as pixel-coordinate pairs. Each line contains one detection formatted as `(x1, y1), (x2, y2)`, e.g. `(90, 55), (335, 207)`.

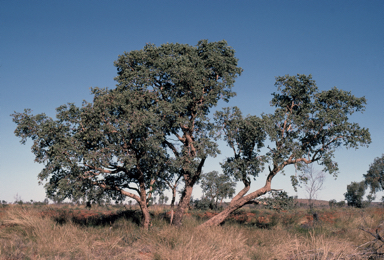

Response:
(6, 40), (384, 259)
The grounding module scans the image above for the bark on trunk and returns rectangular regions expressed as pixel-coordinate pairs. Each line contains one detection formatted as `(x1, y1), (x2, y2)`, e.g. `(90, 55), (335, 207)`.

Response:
(170, 185), (177, 224)
(138, 201), (151, 230)
(172, 184), (193, 226)
(199, 183), (271, 227)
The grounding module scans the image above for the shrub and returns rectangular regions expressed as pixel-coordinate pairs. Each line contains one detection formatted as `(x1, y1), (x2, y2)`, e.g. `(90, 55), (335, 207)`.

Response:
(192, 198), (219, 211)
(337, 201), (345, 207)
(329, 199), (337, 208)
(262, 191), (297, 212)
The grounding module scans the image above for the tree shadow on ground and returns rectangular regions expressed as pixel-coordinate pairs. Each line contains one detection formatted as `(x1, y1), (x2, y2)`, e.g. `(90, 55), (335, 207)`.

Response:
(51, 209), (142, 227)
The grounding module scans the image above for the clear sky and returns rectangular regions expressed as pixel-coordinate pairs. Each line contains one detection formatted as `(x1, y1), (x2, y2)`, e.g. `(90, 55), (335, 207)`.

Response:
(1, 0), (383, 203)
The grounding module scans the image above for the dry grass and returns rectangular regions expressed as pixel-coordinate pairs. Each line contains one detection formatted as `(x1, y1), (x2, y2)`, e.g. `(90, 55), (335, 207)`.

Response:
(1, 204), (383, 259)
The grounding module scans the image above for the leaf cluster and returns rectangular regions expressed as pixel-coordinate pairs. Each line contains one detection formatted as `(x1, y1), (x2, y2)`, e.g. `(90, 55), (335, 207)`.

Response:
(200, 170), (236, 205)
(261, 191), (297, 211)
(264, 74), (370, 177)
(344, 181), (366, 208)
(215, 107), (266, 182)
(364, 154), (384, 193)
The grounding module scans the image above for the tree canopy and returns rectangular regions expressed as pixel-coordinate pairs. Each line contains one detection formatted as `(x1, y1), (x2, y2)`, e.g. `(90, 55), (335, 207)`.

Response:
(12, 86), (170, 228)
(200, 170), (236, 207)
(12, 39), (242, 228)
(113, 39), (242, 225)
(344, 181), (366, 208)
(364, 154), (384, 194)
(201, 74), (371, 227)
(11, 39), (371, 228)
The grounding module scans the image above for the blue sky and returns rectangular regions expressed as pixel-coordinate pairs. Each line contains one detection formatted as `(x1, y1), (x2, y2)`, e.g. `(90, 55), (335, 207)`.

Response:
(1, 1), (383, 203)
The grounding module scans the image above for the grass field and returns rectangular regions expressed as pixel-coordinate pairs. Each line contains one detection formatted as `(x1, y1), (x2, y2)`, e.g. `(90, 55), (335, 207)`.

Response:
(1, 203), (383, 259)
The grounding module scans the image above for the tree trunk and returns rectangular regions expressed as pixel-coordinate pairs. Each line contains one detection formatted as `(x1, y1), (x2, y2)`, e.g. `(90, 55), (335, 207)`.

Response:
(138, 201), (151, 230)
(172, 184), (193, 226)
(200, 183), (271, 227)
(170, 185), (177, 224)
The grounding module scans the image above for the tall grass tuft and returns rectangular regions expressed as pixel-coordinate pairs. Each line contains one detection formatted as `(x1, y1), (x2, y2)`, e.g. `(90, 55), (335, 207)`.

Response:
(1, 204), (384, 259)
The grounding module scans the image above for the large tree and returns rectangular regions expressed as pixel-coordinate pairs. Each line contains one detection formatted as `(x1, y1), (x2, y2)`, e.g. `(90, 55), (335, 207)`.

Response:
(201, 74), (371, 227)
(12, 86), (169, 229)
(12, 39), (242, 227)
(113, 40), (242, 225)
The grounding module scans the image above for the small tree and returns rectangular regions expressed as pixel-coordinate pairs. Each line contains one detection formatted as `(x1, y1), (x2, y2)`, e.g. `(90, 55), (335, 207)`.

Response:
(336, 201), (345, 207)
(364, 154), (384, 194)
(301, 164), (325, 210)
(345, 181), (366, 208)
(262, 191), (297, 212)
(329, 199), (337, 208)
(200, 171), (236, 209)
(193, 197), (214, 210)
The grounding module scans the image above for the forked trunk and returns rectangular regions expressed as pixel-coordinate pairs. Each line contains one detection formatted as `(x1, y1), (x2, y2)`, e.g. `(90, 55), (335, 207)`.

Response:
(172, 184), (193, 226)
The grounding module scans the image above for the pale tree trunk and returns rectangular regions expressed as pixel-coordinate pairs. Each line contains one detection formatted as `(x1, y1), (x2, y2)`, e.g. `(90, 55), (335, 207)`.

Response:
(170, 185), (177, 224)
(138, 179), (151, 229)
(138, 201), (151, 229)
(199, 180), (272, 227)
(119, 189), (151, 230)
(118, 178), (152, 230)
(166, 176), (181, 225)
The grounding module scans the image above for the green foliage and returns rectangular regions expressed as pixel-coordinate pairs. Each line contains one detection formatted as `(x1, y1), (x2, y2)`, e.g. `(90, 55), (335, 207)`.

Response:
(366, 194), (375, 203)
(329, 200), (345, 208)
(336, 201), (345, 207)
(217, 74), (370, 192)
(329, 199), (337, 208)
(364, 154), (384, 194)
(209, 74), (370, 225)
(264, 74), (370, 177)
(192, 197), (217, 211)
(11, 40), (243, 227)
(200, 171), (236, 207)
(344, 181), (366, 208)
(261, 191), (297, 211)
(215, 107), (266, 182)
(12, 85), (169, 205)
(114, 39), (242, 174)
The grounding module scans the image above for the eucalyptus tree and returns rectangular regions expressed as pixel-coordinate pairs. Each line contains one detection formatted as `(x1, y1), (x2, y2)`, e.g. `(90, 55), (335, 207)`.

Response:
(364, 154), (384, 194)
(113, 40), (242, 225)
(344, 181), (366, 208)
(201, 74), (371, 227)
(200, 170), (236, 208)
(12, 85), (170, 229)
(13, 39), (242, 228)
